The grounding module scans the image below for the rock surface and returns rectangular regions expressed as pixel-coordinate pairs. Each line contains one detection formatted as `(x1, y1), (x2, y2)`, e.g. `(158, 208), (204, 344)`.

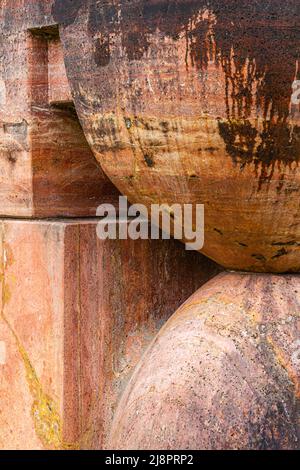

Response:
(54, 0), (300, 272)
(109, 272), (300, 450)
(0, 218), (219, 449)
(0, 1), (119, 217)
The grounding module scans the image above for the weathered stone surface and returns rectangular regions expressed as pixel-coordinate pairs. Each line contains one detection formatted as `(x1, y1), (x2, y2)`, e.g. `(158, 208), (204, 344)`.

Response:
(0, 2), (119, 217)
(0, 1), (54, 33)
(0, 218), (220, 449)
(109, 271), (300, 450)
(52, 0), (300, 272)
(48, 36), (72, 104)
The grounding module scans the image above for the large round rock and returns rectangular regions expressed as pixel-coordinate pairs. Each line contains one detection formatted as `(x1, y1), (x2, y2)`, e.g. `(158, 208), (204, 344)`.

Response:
(53, 1), (300, 272)
(108, 272), (300, 450)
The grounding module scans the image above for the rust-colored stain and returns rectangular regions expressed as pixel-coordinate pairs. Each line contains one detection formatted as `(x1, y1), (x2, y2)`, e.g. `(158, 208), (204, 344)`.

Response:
(53, 0), (300, 176)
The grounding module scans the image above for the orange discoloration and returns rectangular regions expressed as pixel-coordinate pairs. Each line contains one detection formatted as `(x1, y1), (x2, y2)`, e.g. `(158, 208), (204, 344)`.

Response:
(267, 336), (300, 400)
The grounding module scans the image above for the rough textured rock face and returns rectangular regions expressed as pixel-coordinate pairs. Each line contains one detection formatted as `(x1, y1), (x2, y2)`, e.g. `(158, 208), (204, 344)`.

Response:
(54, 0), (300, 272)
(109, 272), (300, 450)
(0, 0), (120, 217)
(0, 219), (219, 449)
(0, 0), (299, 452)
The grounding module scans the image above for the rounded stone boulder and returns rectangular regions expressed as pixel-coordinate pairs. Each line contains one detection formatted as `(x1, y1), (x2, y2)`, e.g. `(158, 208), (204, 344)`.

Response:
(108, 272), (300, 450)
(54, 0), (300, 272)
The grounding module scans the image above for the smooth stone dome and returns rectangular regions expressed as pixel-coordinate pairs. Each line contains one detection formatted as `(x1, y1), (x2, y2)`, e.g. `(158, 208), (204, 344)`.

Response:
(108, 272), (300, 450)
(54, 0), (300, 272)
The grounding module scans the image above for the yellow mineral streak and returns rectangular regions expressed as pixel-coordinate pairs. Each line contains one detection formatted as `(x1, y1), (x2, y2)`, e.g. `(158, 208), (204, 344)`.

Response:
(267, 335), (300, 399)
(0, 225), (78, 449)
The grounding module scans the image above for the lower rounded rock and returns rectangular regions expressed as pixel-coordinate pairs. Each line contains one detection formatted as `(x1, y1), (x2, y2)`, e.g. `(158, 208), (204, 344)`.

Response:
(109, 272), (300, 450)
